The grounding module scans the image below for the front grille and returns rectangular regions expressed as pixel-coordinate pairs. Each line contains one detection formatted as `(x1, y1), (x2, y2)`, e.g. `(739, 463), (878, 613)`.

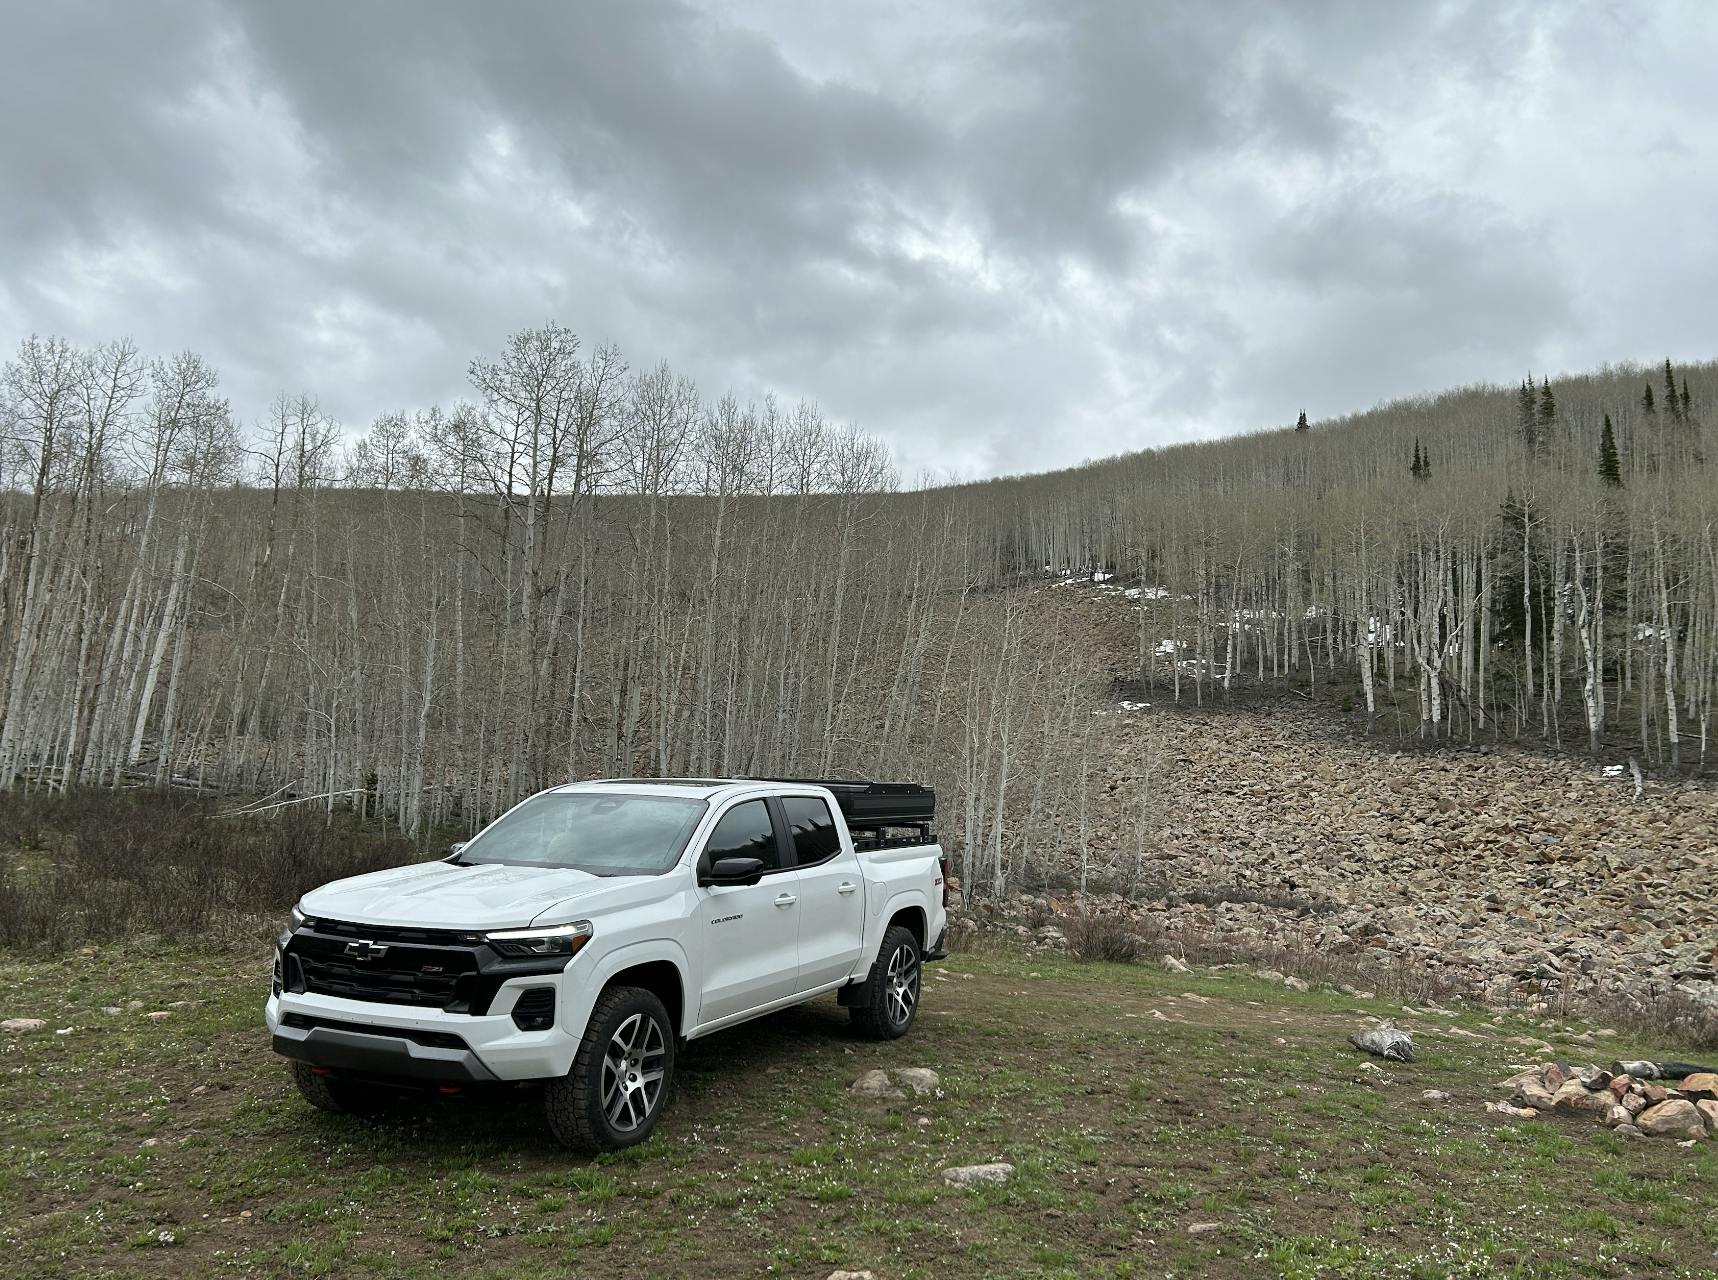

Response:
(284, 918), (568, 1016)
(281, 1011), (469, 1051)
(297, 952), (476, 1009)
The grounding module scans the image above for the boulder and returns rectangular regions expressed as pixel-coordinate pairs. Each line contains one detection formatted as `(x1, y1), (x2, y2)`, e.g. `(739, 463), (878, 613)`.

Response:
(894, 1068), (941, 1097)
(1419, 1089), (1451, 1102)
(1614, 1123), (1646, 1138)
(1605, 1105), (1633, 1128)
(1621, 1091), (1648, 1117)
(941, 1162), (1014, 1187)
(1, 1018), (47, 1034)
(1549, 1079), (1611, 1117)
(1486, 1101), (1538, 1119)
(1679, 1072), (1718, 1100)
(849, 1070), (904, 1101)
(1636, 1100), (1707, 1140)
(827, 1272), (875, 1280)
(1501, 1063), (1567, 1109)
(1696, 1099), (1718, 1138)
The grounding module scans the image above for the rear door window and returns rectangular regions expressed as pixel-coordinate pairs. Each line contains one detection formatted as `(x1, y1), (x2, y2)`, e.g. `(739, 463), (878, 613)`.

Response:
(781, 797), (841, 867)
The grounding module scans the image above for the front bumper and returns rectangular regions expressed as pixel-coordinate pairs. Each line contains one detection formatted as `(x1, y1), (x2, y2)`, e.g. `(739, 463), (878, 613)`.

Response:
(271, 1014), (499, 1083)
(266, 991), (579, 1082)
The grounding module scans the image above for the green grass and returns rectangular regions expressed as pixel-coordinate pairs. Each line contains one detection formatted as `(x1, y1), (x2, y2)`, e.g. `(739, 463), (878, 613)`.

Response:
(3, 943), (1717, 1278)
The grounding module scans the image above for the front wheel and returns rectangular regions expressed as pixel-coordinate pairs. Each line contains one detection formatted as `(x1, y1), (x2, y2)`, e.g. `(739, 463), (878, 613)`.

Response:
(849, 925), (921, 1040)
(545, 985), (675, 1152)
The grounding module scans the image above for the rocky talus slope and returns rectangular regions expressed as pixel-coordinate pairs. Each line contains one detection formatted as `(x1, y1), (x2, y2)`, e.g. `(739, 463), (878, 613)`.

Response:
(966, 587), (1718, 1014)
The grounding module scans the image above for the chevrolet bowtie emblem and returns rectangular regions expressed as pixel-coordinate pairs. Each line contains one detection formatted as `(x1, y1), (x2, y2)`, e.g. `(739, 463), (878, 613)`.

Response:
(345, 939), (389, 960)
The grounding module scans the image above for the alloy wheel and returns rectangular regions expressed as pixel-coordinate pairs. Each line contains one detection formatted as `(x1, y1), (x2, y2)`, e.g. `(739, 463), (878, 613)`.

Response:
(886, 943), (919, 1028)
(601, 1011), (667, 1132)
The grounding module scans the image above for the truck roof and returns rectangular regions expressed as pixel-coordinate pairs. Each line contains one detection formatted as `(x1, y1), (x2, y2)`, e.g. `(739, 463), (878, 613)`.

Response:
(555, 777), (936, 829)
(551, 778), (794, 800)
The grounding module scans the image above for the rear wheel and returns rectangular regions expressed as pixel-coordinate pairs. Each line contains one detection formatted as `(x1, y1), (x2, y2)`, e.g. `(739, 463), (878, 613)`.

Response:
(849, 925), (921, 1040)
(545, 985), (675, 1152)
(291, 1061), (388, 1115)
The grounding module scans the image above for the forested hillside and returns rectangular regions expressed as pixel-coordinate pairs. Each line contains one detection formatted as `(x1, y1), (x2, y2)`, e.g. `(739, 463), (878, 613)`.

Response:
(970, 359), (1718, 766)
(2, 327), (1715, 890)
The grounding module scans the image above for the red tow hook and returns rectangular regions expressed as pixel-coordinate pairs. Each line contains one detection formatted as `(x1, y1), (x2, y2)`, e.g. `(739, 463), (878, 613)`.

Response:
(309, 1066), (332, 1076)
(437, 1085), (463, 1096)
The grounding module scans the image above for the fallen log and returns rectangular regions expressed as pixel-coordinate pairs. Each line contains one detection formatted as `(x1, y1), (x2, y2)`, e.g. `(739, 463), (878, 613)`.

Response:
(1610, 1059), (1718, 1080)
(1350, 1026), (1416, 1062)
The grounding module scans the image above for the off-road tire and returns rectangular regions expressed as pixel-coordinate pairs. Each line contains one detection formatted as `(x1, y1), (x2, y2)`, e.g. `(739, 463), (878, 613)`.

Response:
(545, 985), (675, 1152)
(849, 925), (922, 1040)
(291, 1061), (387, 1115)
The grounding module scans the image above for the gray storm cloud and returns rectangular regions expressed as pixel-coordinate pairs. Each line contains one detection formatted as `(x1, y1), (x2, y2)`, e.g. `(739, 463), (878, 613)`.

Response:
(2, 0), (1714, 477)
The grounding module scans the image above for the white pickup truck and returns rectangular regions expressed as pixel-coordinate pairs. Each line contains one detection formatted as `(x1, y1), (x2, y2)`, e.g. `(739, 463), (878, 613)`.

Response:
(267, 778), (948, 1150)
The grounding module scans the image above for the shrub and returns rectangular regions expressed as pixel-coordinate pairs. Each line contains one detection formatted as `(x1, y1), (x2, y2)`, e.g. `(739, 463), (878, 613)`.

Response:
(0, 787), (431, 951)
(1063, 912), (1146, 965)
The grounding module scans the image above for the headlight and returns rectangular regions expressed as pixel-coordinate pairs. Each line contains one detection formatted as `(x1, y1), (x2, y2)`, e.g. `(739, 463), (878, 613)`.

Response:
(289, 904), (309, 931)
(485, 920), (593, 959)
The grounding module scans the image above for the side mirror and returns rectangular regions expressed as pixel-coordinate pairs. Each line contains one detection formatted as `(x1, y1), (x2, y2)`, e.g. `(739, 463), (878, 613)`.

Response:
(445, 841), (467, 861)
(699, 856), (765, 888)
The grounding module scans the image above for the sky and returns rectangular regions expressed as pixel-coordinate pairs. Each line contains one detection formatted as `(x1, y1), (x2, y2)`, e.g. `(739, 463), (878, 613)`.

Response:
(3, 1), (1716, 480)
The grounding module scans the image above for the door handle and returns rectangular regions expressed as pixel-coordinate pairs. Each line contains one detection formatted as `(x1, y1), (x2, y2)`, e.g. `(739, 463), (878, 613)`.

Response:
(836, 882), (858, 895)
(774, 893), (798, 907)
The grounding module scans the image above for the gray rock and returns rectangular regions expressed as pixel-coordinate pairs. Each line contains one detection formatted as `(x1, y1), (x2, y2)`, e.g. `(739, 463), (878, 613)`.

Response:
(850, 1069), (904, 1100)
(1186, 1222), (1221, 1236)
(941, 1162), (1014, 1187)
(1486, 1101), (1538, 1119)
(826, 1272), (875, 1280)
(894, 1067), (940, 1097)
(1, 1018), (46, 1034)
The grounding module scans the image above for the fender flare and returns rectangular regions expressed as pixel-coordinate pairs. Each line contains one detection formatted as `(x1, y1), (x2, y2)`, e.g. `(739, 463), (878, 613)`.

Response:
(865, 888), (932, 969)
(581, 937), (694, 1035)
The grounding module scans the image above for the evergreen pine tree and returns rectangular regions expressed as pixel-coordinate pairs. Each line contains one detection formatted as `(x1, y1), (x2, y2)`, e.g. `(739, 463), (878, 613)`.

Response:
(1409, 439), (1429, 481)
(1517, 376), (1539, 453)
(1664, 358), (1680, 421)
(1295, 410), (1309, 432)
(1681, 377), (1693, 419)
(1598, 413), (1622, 487)
(1537, 376), (1556, 433)
(1642, 382), (1655, 415)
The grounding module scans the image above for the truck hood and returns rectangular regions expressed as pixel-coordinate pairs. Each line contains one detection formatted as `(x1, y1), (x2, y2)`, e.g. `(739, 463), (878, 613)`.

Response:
(299, 859), (633, 931)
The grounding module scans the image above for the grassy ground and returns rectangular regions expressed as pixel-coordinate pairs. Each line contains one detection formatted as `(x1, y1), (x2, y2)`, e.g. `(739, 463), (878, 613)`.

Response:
(3, 944), (1716, 1280)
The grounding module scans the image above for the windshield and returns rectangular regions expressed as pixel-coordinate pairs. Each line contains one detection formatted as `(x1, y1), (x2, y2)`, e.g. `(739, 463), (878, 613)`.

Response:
(459, 792), (707, 876)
